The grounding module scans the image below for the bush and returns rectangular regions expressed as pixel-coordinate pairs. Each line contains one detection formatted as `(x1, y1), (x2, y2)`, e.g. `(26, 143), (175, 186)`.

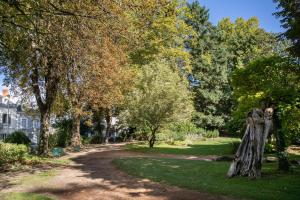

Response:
(157, 122), (203, 143)
(4, 131), (31, 146)
(53, 119), (72, 148)
(89, 134), (104, 144)
(48, 133), (59, 149)
(0, 142), (28, 165)
(203, 130), (219, 138)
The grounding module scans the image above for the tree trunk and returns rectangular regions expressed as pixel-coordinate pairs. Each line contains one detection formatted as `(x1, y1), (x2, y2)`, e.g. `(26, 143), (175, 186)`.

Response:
(71, 114), (81, 147)
(38, 110), (51, 156)
(273, 109), (290, 171)
(149, 131), (156, 148)
(104, 109), (112, 144)
(227, 108), (273, 178)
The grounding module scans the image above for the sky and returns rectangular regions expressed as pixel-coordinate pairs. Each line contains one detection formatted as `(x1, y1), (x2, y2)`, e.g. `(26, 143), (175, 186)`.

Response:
(0, 0), (284, 94)
(191, 0), (283, 33)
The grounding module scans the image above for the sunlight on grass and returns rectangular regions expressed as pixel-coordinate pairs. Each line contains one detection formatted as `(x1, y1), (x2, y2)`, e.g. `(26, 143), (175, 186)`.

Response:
(0, 192), (55, 200)
(114, 158), (300, 200)
(126, 137), (241, 156)
(10, 170), (58, 187)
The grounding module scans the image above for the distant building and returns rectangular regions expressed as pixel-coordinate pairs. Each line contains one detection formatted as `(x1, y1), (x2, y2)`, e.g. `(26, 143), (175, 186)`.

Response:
(0, 89), (40, 144)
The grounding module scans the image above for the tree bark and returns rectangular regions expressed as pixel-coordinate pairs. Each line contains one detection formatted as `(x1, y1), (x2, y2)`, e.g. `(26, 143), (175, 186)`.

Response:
(273, 109), (290, 171)
(38, 110), (51, 156)
(227, 108), (273, 178)
(71, 113), (81, 147)
(149, 131), (156, 148)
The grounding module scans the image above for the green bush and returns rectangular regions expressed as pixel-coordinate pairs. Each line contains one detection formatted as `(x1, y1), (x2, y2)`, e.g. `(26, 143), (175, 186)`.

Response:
(48, 133), (59, 149)
(89, 134), (104, 144)
(157, 122), (203, 143)
(203, 130), (219, 138)
(4, 131), (31, 146)
(0, 142), (28, 165)
(53, 119), (72, 148)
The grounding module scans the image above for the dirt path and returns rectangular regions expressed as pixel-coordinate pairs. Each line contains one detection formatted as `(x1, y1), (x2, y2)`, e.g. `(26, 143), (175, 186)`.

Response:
(17, 144), (234, 200)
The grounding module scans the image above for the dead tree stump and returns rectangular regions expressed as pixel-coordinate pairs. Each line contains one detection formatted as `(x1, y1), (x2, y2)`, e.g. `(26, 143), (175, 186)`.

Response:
(227, 108), (273, 178)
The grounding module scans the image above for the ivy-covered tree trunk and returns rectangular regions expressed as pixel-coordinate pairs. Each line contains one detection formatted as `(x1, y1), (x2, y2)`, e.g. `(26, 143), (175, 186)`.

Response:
(227, 108), (273, 178)
(38, 110), (51, 156)
(71, 114), (81, 147)
(149, 129), (157, 148)
(273, 109), (290, 171)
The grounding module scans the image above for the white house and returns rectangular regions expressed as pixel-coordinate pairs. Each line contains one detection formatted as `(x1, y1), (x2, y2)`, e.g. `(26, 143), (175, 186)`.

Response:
(0, 89), (40, 144)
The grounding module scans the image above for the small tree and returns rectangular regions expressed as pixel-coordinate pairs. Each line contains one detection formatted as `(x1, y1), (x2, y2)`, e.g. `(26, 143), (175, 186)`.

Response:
(122, 60), (193, 148)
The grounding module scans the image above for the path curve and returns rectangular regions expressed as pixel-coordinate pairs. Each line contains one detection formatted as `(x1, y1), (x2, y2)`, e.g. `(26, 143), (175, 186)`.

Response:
(28, 143), (234, 200)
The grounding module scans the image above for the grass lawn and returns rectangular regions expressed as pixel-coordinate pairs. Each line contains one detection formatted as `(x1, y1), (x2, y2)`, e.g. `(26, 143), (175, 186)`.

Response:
(114, 157), (300, 200)
(126, 137), (241, 156)
(0, 192), (55, 200)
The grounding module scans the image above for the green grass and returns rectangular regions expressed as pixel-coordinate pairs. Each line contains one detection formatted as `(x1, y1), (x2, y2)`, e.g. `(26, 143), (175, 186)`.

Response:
(0, 192), (55, 200)
(9, 170), (58, 187)
(126, 137), (241, 156)
(114, 157), (300, 200)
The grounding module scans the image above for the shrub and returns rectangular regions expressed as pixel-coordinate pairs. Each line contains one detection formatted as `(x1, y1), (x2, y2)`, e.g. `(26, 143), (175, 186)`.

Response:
(0, 142), (28, 165)
(53, 119), (72, 148)
(203, 130), (219, 138)
(48, 133), (59, 149)
(89, 134), (104, 144)
(4, 131), (31, 146)
(158, 122), (203, 143)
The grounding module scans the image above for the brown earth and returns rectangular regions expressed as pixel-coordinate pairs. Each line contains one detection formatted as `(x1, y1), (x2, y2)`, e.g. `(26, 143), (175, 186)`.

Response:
(2, 143), (235, 200)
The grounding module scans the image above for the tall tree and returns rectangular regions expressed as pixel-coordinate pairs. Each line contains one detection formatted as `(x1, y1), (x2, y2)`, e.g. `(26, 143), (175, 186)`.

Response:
(0, 0), (131, 154)
(122, 60), (193, 148)
(186, 1), (230, 130)
(274, 0), (300, 58)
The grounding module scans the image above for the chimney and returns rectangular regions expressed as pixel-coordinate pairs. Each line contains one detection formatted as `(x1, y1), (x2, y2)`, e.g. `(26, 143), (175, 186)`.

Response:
(2, 88), (9, 97)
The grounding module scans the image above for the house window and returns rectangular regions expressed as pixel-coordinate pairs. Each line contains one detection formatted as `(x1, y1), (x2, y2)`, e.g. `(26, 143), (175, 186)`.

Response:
(28, 119), (33, 129)
(21, 118), (27, 129)
(2, 114), (11, 124)
(34, 120), (40, 129)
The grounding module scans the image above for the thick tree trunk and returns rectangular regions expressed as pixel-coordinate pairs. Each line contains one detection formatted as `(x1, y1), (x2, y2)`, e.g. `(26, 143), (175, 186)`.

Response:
(227, 108), (273, 178)
(273, 110), (290, 171)
(71, 114), (81, 147)
(38, 110), (51, 156)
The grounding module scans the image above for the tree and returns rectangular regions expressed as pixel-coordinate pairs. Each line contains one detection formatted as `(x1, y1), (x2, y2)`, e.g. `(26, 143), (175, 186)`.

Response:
(122, 60), (193, 148)
(127, 0), (193, 68)
(218, 17), (276, 70)
(274, 0), (300, 58)
(231, 56), (300, 171)
(0, 0), (131, 154)
(186, 1), (230, 130)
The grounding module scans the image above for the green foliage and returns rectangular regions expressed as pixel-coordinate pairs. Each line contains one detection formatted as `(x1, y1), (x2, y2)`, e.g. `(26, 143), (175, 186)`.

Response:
(126, 137), (241, 156)
(49, 119), (73, 148)
(128, 0), (193, 68)
(274, 0), (300, 58)
(122, 59), (193, 146)
(4, 131), (31, 146)
(230, 56), (300, 143)
(186, 2), (230, 130)
(218, 17), (276, 70)
(114, 158), (300, 200)
(0, 192), (55, 200)
(158, 122), (202, 143)
(203, 130), (219, 138)
(0, 142), (28, 165)
(89, 134), (104, 144)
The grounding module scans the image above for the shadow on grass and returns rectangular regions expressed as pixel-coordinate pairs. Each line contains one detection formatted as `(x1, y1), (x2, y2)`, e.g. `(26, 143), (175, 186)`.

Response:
(29, 145), (229, 200)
